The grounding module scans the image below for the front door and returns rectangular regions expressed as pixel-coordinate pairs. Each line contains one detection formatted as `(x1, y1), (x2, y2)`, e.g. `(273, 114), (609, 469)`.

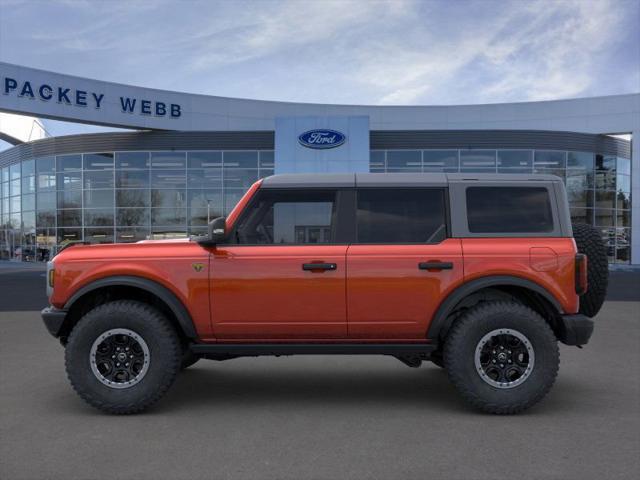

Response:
(346, 187), (464, 339)
(210, 188), (348, 340)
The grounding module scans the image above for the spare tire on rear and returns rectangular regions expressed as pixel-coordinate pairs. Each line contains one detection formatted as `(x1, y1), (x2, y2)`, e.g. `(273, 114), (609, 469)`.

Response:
(572, 223), (608, 317)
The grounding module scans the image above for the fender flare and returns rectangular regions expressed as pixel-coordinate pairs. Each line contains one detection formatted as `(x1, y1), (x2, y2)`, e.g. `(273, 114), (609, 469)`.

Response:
(427, 275), (564, 341)
(64, 275), (197, 338)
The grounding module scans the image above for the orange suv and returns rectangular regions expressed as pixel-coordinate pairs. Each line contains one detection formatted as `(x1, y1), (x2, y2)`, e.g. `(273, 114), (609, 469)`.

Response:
(42, 173), (608, 414)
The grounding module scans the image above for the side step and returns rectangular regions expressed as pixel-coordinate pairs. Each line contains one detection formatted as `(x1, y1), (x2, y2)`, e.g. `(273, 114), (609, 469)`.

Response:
(190, 342), (437, 357)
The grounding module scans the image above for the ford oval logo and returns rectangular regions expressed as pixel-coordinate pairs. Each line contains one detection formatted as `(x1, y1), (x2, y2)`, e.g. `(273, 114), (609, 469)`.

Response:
(298, 129), (346, 149)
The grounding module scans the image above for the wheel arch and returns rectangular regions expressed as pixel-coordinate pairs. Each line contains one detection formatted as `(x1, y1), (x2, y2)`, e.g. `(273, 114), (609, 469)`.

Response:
(60, 276), (197, 342)
(427, 276), (564, 341)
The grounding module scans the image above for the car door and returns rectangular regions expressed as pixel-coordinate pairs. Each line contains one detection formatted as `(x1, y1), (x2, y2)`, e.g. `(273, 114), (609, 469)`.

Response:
(210, 188), (349, 340)
(346, 187), (464, 339)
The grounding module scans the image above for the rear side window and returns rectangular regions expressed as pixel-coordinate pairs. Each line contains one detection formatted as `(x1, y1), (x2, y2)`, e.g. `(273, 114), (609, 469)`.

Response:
(356, 188), (447, 243)
(466, 187), (554, 233)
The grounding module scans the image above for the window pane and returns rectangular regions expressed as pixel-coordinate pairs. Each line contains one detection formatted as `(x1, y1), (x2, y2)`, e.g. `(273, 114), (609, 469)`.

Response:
(117, 208), (149, 226)
(37, 173), (56, 191)
(616, 174), (630, 193)
(534, 151), (566, 169)
(567, 151), (594, 170)
(357, 189), (446, 243)
(466, 187), (554, 233)
(57, 171), (82, 190)
(83, 153), (114, 170)
(22, 159), (35, 176)
(116, 152), (149, 169)
(594, 209), (614, 227)
(423, 150), (458, 172)
(151, 189), (185, 208)
(10, 196), (20, 213)
(151, 170), (185, 189)
(151, 208), (187, 226)
(36, 211), (55, 228)
(223, 169), (258, 189)
(259, 151), (274, 168)
(616, 191), (631, 210)
(460, 151), (496, 171)
(117, 189), (150, 208)
(570, 208), (593, 225)
(187, 151), (222, 169)
(116, 170), (149, 188)
(57, 190), (82, 209)
(9, 163), (20, 180)
(1, 167), (8, 183)
(21, 175), (35, 194)
(235, 190), (336, 244)
(84, 170), (114, 189)
(616, 210), (630, 228)
(224, 151), (258, 168)
(57, 154), (82, 171)
(84, 209), (115, 226)
(498, 151), (532, 171)
(386, 151), (421, 170)
(57, 209), (82, 227)
(10, 178), (20, 196)
(84, 190), (114, 209)
(85, 227), (114, 244)
(150, 152), (186, 169)
(370, 151), (385, 169)
(116, 227), (149, 243)
(57, 228), (82, 244)
(595, 191), (616, 209)
(36, 157), (55, 174)
(22, 193), (35, 211)
(188, 168), (222, 188)
(616, 157), (630, 176)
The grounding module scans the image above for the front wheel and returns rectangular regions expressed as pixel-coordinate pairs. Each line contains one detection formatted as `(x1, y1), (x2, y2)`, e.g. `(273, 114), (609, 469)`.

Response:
(65, 300), (182, 414)
(444, 301), (559, 414)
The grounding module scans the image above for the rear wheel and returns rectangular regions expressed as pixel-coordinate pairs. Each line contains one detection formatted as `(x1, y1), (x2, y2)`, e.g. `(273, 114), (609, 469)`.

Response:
(65, 300), (182, 414)
(444, 301), (559, 414)
(572, 223), (608, 317)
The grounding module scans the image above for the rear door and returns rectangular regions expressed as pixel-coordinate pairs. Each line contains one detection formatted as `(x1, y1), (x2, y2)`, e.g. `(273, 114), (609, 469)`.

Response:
(346, 188), (464, 339)
(210, 188), (349, 340)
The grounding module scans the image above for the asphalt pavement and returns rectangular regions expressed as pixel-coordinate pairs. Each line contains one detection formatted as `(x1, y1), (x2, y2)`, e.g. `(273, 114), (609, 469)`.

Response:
(0, 263), (639, 479)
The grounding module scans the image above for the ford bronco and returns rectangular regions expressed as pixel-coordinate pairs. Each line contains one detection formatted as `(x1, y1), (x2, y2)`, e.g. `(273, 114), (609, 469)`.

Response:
(42, 173), (608, 414)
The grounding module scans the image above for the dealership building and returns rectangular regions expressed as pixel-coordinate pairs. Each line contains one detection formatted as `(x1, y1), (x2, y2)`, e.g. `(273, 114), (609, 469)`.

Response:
(0, 62), (638, 264)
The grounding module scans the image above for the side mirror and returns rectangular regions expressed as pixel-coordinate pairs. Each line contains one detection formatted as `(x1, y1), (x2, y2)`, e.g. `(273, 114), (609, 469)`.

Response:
(198, 216), (227, 246)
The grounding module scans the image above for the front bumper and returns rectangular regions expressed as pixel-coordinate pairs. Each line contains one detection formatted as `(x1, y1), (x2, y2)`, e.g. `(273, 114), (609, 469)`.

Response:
(557, 314), (594, 346)
(41, 307), (68, 338)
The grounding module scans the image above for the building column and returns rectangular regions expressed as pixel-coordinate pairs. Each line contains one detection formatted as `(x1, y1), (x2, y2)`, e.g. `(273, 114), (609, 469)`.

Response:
(631, 129), (639, 265)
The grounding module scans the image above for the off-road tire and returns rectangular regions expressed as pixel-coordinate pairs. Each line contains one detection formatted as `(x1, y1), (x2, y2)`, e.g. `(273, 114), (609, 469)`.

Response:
(181, 349), (200, 369)
(572, 223), (608, 317)
(65, 300), (182, 414)
(444, 301), (559, 414)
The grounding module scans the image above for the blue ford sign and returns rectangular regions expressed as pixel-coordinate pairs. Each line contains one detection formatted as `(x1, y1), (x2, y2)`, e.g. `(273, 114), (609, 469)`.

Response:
(298, 129), (346, 149)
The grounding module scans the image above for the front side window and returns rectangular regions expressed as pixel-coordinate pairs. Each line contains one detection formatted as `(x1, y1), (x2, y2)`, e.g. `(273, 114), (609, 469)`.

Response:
(356, 188), (446, 244)
(234, 190), (336, 245)
(466, 187), (554, 233)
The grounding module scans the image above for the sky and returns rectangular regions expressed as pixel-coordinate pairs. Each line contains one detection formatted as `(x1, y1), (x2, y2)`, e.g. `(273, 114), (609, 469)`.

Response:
(0, 0), (639, 142)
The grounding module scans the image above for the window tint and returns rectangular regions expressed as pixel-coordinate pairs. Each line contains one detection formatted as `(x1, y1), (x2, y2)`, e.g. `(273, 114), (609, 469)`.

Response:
(466, 187), (553, 233)
(356, 189), (446, 243)
(235, 190), (336, 244)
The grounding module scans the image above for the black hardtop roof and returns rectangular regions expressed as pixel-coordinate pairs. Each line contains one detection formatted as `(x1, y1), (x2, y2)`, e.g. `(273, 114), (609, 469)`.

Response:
(261, 172), (562, 188)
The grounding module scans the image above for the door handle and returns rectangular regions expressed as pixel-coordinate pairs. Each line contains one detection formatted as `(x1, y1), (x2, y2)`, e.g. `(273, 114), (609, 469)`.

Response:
(418, 261), (453, 271)
(302, 263), (337, 271)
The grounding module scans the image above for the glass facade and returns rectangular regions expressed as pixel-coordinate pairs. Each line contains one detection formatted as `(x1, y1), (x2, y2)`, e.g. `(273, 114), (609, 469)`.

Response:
(1, 150), (274, 261)
(370, 149), (632, 264)
(0, 147), (631, 264)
